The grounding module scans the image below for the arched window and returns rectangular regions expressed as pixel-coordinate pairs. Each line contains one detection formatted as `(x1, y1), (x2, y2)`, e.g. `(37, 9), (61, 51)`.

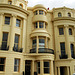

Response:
(19, 4), (23, 8)
(58, 12), (62, 17)
(68, 13), (71, 17)
(69, 28), (72, 35)
(8, 0), (12, 5)
(70, 44), (74, 58)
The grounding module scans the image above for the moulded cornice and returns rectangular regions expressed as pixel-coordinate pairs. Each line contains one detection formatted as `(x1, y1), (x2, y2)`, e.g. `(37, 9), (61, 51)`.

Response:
(52, 17), (75, 21)
(0, 4), (29, 15)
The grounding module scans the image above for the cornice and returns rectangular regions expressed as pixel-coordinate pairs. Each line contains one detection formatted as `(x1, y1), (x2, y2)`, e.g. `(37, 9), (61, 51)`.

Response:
(52, 17), (75, 22)
(0, 4), (29, 15)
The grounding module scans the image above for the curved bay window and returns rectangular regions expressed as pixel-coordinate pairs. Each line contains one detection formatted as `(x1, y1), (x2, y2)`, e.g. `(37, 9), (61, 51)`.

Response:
(39, 38), (45, 48)
(34, 22), (46, 29)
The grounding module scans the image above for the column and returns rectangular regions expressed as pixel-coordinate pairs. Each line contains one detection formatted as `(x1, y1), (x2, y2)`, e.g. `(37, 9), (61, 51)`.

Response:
(36, 36), (39, 53)
(45, 37), (48, 48)
(58, 67), (60, 75)
(23, 60), (25, 74)
(54, 26), (60, 59)
(9, 14), (16, 51)
(44, 22), (45, 29)
(0, 13), (4, 47)
(38, 22), (39, 28)
(31, 60), (34, 75)
(40, 60), (43, 75)
(22, 18), (27, 53)
(55, 67), (57, 75)
(50, 60), (54, 75)
(67, 66), (69, 75)
(64, 25), (71, 59)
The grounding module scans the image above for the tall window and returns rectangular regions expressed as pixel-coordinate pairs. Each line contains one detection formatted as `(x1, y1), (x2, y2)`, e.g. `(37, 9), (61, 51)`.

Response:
(16, 19), (21, 27)
(44, 61), (50, 73)
(37, 62), (40, 74)
(0, 58), (5, 71)
(39, 22), (44, 28)
(70, 44), (74, 58)
(2, 33), (8, 50)
(58, 12), (62, 17)
(5, 17), (10, 25)
(68, 13), (71, 17)
(59, 28), (64, 35)
(14, 59), (20, 72)
(39, 10), (43, 15)
(60, 42), (65, 55)
(69, 28), (72, 35)
(34, 11), (38, 15)
(39, 38), (45, 48)
(32, 39), (36, 48)
(14, 35), (19, 49)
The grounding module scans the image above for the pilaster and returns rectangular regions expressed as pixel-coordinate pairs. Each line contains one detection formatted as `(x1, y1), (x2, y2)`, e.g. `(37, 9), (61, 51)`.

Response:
(40, 60), (43, 75)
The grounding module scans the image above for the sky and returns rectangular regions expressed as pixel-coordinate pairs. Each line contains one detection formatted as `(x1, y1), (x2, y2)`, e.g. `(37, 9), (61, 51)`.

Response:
(27, 0), (75, 10)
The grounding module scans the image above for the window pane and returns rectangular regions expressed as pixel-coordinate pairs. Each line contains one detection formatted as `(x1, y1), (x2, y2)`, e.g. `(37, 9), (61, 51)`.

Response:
(59, 28), (64, 35)
(2, 42), (7, 50)
(39, 22), (44, 28)
(69, 28), (72, 35)
(16, 19), (20, 27)
(44, 68), (49, 73)
(60, 43), (65, 55)
(34, 11), (38, 15)
(44, 62), (49, 67)
(39, 10), (43, 15)
(39, 39), (45, 43)
(15, 35), (19, 43)
(5, 17), (10, 25)
(37, 62), (40, 67)
(2, 33), (8, 41)
(0, 65), (4, 71)
(38, 68), (40, 74)
(0, 58), (5, 64)
(58, 13), (62, 17)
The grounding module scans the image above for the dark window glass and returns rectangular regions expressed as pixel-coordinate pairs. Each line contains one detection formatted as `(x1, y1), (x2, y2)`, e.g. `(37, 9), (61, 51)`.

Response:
(70, 44), (74, 57)
(60, 43), (65, 55)
(39, 39), (45, 43)
(44, 62), (50, 73)
(34, 11), (38, 15)
(68, 13), (71, 17)
(32, 39), (36, 49)
(14, 59), (20, 72)
(5, 17), (10, 25)
(35, 22), (38, 28)
(39, 10), (43, 15)
(0, 58), (5, 71)
(16, 19), (20, 27)
(33, 39), (36, 44)
(59, 28), (64, 35)
(2, 33), (8, 50)
(37, 62), (40, 74)
(14, 35), (19, 49)
(39, 22), (44, 28)
(58, 12), (62, 17)
(69, 28), (72, 35)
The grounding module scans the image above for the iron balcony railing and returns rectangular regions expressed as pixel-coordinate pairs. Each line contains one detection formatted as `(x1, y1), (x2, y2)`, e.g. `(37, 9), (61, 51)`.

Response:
(30, 48), (54, 54)
(59, 54), (68, 59)
(0, 45), (9, 51)
(13, 46), (23, 53)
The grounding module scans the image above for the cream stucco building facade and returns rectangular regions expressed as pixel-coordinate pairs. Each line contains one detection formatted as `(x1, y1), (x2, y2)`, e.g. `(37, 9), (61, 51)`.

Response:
(0, 0), (75, 75)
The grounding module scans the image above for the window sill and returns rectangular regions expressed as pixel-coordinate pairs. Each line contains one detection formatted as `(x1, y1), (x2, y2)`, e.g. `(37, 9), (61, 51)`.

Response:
(58, 35), (65, 37)
(13, 72), (19, 73)
(0, 71), (5, 73)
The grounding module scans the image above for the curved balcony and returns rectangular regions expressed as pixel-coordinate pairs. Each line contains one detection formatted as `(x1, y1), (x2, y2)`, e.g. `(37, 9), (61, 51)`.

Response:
(30, 48), (54, 54)
(32, 15), (48, 24)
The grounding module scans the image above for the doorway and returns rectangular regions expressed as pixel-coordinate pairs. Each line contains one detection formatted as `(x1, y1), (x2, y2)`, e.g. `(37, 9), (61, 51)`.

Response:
(25, 60), (31, 75)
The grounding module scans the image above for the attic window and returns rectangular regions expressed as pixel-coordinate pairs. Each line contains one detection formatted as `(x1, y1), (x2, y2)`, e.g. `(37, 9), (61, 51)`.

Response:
(8, 0), (12, 5)
(19, 4), (23, 8)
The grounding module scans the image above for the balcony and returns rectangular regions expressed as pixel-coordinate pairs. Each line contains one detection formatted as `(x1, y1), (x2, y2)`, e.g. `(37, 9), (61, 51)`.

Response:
(13, 46), (23, 53)
(30, 48), (54, 54)
(59, 54), (68, 59)
(0, 45), (9, 51)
